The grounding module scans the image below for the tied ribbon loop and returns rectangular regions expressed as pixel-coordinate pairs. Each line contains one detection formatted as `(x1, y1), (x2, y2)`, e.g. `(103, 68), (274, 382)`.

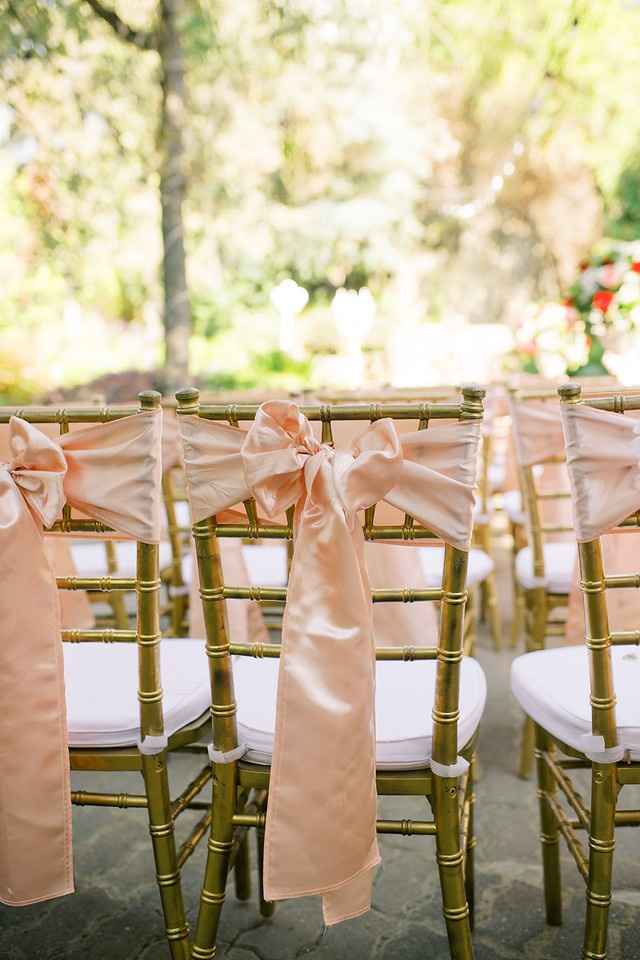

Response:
(4, 418), (67, 528)
(178, 400), (480, 925)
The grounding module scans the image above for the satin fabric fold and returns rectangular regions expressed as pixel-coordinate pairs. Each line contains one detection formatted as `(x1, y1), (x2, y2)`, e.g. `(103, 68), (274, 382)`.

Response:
(179, 401), (480, 924)
(561, 403), (640, 542)
(562, 403), (640, 644)
(0, 410), (162, 907)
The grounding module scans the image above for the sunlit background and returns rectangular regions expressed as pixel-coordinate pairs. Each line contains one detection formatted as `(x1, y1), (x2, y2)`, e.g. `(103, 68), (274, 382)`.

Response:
(3, 0), (640, 401)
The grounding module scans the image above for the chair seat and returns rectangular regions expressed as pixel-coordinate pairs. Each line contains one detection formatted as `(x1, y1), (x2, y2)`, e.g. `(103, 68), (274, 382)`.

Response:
(511, 645), (640, 759)
(71, 540), (173, 579)
(64, 639), (210, 748)
(472, 501), (490, 526)
(182, 543), (289, 590)
(419, 546), (493, 588)
(515, 542), (576, 593)
(235, 655), (486, 770)
(502, 489), (526, 526)
(488, 461), (506, 493)
(174, 500), (191, 529)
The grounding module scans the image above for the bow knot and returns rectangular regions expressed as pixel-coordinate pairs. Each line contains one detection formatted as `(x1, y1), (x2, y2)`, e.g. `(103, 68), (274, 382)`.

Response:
(5, 417), (67, 528)
(241, 401), (403, 526)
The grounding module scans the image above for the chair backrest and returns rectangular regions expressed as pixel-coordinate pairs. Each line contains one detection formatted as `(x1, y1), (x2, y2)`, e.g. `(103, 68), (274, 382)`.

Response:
(0, 391), (164, 743)
(508, 388), (573, 583)
(559, 382), (640, 753)
(175, 385), (484, 771)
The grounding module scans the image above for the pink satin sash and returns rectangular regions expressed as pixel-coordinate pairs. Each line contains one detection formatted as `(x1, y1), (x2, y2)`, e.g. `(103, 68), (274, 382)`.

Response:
(562, 403), (640, 642)
(179, 401), (479, 924)
(0, 410), (162, 907)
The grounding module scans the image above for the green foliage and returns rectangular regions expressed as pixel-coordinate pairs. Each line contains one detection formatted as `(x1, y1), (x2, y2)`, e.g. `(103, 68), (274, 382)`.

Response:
(2, 0), (640, 392)
(608, 151), (640, 241)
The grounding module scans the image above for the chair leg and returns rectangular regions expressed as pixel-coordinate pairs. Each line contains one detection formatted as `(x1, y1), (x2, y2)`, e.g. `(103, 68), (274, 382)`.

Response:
(464, 757), (476, 931)
(510, 579), (525, 649)
(192, 763), (236, 960)
(534, 726), (562, 925)
(256, 808), (275, 918)
(483, 571), (502, 652)
(583, 763), (617, 960)
(141, 753), (190, 960)
(234, 832), (252, 902)
(463, 592), (476, 658)
(518, 588), (546, 779)
(476, 524), (501, 650)
(171, 592), (188, 637)
(433, 772), (474, 960)
(109, 590), (130, 630)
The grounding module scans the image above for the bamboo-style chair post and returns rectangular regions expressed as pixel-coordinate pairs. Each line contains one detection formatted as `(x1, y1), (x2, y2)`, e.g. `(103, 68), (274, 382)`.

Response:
(163, 468), (189, 635)
(559, 382), (619, 960)
(136, 390), (190, 959)
(476, 428), (501, 650)
(430, 383), (482, 960)
(176, 387), (238, 960)
(432, 543), (473, 959)
(534, 723), (562, 925)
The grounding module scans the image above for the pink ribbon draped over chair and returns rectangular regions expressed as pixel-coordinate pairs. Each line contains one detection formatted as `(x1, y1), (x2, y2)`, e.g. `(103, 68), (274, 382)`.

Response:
(562, 402), (640, 641)
(0, 410), (162, 907)
(178, 400), (480, 925)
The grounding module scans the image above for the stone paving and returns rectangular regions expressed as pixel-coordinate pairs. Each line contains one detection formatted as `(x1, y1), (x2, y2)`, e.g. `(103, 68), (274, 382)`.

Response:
(2, 549), (640, 959)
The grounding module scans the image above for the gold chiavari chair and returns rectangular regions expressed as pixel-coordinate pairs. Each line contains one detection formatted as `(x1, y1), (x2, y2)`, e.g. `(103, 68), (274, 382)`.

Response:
(511, 382), (640, 960)
(0, 392), (222, 959)
(510, 383), (639, 777)
(176, 386), (486, 960)
(509, 387), (578, 778)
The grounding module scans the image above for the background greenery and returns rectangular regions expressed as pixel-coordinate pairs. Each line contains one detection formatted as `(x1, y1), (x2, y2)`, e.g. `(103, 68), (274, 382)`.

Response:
(2, 0), (640, 400)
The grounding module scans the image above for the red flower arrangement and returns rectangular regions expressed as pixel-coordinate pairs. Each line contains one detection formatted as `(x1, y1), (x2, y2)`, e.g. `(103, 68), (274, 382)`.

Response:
(592, 289), (614, 313)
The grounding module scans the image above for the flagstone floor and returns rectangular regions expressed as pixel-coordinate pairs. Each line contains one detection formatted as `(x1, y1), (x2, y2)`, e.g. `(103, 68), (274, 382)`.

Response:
(2, 541), (639, 960)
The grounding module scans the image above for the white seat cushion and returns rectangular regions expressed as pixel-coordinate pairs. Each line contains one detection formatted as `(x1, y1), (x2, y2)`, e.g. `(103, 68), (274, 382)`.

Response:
(173, 500), (191, 528)
(512, 646), (640, 759)
(503, 489), (526, 526)
(472, 501), (490, 526)
(182, 543), (288, 589)
(515, 542), (576, 593)
(71, 540), (173, 578)
(419, 546), (493, 588)
(488, 462), (506, 493)
(235, 655), (486, 770)
(64, 639), (209, 748)
(241, 543), (288, 587)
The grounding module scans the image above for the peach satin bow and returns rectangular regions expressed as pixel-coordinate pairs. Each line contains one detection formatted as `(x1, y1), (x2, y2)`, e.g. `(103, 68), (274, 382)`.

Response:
(179, 401), (479, 924)
(0, 412), (162, 907)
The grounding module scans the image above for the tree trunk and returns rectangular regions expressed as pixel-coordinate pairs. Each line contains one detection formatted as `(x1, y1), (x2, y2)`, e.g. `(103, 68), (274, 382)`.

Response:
(157, 0), (190, 391)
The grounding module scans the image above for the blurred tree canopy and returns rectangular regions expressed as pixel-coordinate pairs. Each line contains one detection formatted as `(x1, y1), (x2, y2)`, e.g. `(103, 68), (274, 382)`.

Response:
(1, 0), (640, 397)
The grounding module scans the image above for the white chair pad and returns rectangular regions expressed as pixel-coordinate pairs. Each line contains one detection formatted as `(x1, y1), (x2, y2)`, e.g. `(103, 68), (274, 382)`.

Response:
(515, 542), (576, 593)
(185, 542), (492, 590)
(71, 540), (173, 578)
(182, 543), (289, 589)
(511, 645), (640, 759)
(503, 490), (526, 526)
(472, 502), (490, 526)
(173, 500), (191, 528)
(64, 639), (210, 748)
(419, 546), (493, 588)
(235, 655), (486, 770)
(488, 462), (506, 493)
(241, 543), (289, 586)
